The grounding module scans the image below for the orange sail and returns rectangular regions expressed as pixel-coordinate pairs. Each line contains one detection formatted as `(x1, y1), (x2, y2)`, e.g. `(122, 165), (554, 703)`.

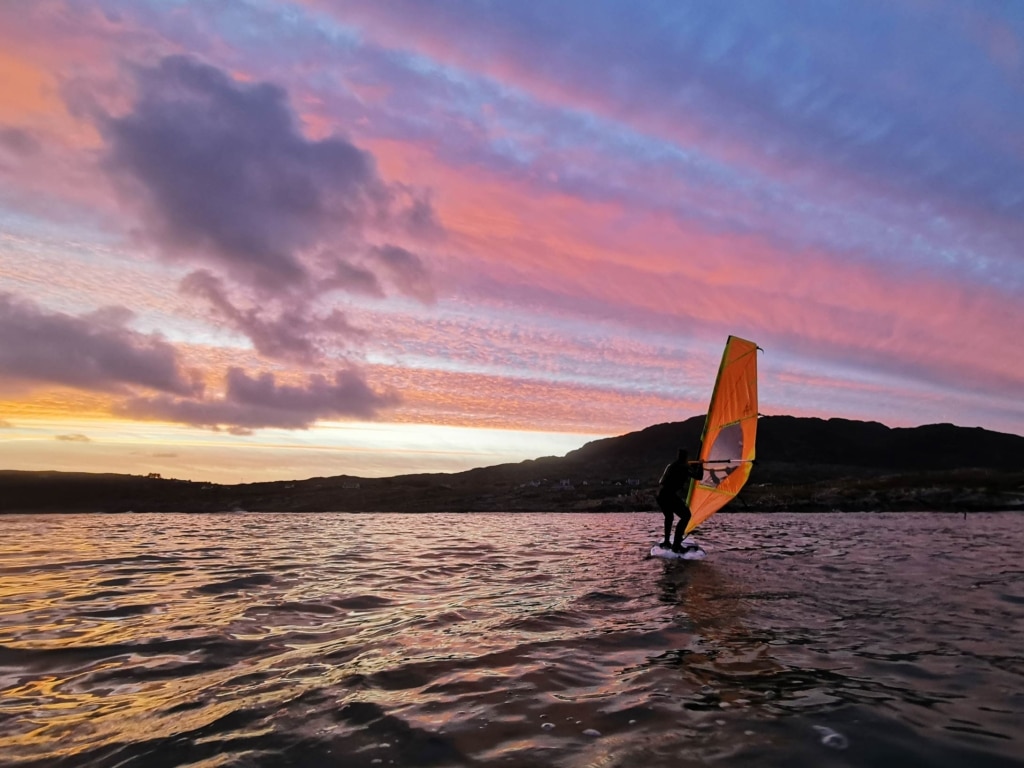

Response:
(685, 336), (760, 533)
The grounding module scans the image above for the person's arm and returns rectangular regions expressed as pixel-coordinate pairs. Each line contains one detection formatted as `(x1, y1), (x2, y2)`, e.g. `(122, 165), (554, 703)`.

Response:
(658, 463), (671, 486)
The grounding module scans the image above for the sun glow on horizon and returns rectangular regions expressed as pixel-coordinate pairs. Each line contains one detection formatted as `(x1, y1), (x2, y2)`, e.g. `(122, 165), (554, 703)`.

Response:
(0, 416), (610, 483)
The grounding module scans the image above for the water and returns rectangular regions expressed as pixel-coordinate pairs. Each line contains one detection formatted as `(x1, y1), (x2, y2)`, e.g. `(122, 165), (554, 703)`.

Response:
(1, 512), (1021, 768)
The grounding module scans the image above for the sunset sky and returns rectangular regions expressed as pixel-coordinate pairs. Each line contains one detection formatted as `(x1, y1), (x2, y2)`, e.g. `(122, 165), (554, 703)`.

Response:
(1, 1), (1022, 483)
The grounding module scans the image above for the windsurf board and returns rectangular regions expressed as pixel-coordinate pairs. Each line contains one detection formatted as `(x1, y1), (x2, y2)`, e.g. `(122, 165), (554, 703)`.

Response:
(650, 537), (706, 560)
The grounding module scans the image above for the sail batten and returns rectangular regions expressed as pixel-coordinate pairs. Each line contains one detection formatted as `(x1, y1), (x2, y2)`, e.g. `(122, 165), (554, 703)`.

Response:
(684, 336), (759, 534)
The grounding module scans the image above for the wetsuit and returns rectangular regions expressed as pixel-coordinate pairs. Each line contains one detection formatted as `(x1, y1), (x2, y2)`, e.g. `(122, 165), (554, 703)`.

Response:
(656, 457), (703, 549)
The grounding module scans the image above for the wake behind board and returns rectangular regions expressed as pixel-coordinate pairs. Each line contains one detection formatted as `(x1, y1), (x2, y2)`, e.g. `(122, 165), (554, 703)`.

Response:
(650, 536), (706, 561)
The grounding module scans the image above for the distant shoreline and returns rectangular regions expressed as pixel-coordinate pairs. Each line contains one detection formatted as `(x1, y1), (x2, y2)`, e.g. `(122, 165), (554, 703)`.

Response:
(4, 416), (1023, 515)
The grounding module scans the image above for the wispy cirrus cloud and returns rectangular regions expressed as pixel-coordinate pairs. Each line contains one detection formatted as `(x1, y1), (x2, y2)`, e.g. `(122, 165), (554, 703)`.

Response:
(307, 0), (1023, 300)
(324, 1), (1024, 219)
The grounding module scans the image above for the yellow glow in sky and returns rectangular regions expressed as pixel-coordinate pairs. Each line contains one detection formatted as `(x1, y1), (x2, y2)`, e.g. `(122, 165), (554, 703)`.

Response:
(0, 417), (606, 484)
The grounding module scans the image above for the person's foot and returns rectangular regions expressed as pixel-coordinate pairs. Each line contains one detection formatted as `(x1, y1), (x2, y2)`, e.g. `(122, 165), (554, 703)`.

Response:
(671, 544), (684, 553)
(658, 541), (671, 549)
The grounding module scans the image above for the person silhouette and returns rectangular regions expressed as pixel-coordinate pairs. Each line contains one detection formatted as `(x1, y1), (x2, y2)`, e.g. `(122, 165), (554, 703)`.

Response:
(656, 448), (704, 552)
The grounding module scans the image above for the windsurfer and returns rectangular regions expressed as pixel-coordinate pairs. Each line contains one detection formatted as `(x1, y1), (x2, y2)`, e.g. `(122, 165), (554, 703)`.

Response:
(657, 448), (704, 552)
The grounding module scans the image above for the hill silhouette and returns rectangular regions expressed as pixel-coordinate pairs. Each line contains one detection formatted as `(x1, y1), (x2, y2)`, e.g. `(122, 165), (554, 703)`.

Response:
(2, 416), (1023, 513)
(562, 415), (1024, 480)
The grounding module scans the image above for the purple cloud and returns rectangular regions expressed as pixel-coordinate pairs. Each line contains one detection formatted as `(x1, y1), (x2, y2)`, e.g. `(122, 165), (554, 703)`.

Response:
(180, 270), (367, 364)
(371, 245), (437, 304)
(102, 55), (438, 292)
(118, 366), (400, 431)
(96, 55), (440, 368)
(0, 293), (199, 396)
(0, 126), (39, 158)
(320, 259), (386, 298)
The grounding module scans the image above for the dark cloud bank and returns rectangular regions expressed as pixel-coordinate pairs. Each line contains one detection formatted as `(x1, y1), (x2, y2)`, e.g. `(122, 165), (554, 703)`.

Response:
(119, 367), (399, 434)
(0, 291), (399, 430)
(0, 293), (198, 396)
(102, 54), (438, 299)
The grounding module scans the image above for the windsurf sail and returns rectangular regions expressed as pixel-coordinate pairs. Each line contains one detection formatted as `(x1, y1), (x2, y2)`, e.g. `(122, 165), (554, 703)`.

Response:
(684, 335), (760, 534)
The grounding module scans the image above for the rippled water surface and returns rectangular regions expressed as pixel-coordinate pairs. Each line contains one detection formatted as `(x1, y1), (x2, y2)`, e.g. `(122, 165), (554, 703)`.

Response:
(1, 512), (1022, 767)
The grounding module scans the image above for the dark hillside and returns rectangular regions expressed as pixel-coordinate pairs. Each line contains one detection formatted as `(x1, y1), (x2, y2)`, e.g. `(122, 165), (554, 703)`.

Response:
(559, 415), (1024, 483)
(2, 416), (1023, 513)
(757, 417), (1024, 470)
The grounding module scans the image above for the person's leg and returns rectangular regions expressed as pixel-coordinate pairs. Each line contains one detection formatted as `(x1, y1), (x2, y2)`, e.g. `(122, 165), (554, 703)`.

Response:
(657, 492), (673, 547)
(671, 501), (692, 551)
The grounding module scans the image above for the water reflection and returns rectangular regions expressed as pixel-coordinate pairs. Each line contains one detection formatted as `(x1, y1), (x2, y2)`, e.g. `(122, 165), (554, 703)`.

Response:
(641, 560), (788, 718)
(649, 549), (967, 722)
